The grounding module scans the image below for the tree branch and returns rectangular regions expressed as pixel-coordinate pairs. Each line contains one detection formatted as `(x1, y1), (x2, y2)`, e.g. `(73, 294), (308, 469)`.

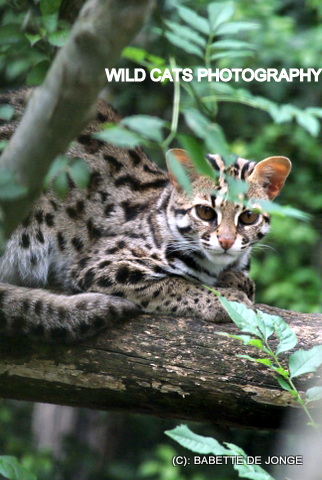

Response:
(0, 0), (154, 238)
(0, 305), (321, 430)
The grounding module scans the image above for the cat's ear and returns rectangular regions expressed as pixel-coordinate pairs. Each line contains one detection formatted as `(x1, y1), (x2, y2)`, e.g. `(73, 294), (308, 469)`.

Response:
(248, 156), (291, 199)
(166, 149), (198, 191)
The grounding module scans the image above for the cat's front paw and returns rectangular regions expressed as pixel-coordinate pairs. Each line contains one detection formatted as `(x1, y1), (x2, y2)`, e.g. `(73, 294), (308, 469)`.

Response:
(216, 269), (255, 301)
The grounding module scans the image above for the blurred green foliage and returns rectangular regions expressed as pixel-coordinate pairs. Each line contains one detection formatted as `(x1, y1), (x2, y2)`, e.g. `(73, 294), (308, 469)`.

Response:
(0, 0), (321, 479)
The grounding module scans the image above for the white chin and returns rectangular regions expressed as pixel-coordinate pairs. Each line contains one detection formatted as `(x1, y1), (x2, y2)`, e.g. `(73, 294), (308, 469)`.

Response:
(205, 249), (239, 265)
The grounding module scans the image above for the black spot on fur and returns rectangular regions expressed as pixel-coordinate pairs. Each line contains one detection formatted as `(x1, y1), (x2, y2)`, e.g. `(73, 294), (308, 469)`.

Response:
(104, 204), (115, 217)
(34, 300), (43, 315)
(96, 111), (108, 122)
(121, 201), (147, 222)
(36, 229), (44, 244)
(71, 237), (84, 251)
(140, 300), (149, 308)
(35, 210), (44, 224)
(76, 200), (85, 213)
(87, 218), (104, 239)
(22, 300), (30, 313)
(105, 247), (118, 255)
(82, 268), (95, 289)
(78, 134), (103, 154)
(104, 154), (123, 173)
(78, 257), (90, 269)
(30, 254), (38, 266)
(99, 260), (111, 269)
(20, 233), (30, 249)
(128, 149), (141, 166)
(128, 269), (144, 284)
(57, 232), (66, 251)
(65, 207), (76, 219)
(88, 171), (103, 189)
(116, 266), (129, 283)
(50, 200), (58, 211)
(97, 276), (112, 288)
(45, 213), (55, 227)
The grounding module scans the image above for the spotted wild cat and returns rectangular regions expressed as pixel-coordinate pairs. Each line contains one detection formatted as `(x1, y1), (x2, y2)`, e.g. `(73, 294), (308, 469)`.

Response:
(0, 89), (291, 342)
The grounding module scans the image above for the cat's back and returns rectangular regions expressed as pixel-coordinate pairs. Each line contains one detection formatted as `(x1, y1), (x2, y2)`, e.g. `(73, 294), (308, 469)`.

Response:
(0, 89), (168, 288)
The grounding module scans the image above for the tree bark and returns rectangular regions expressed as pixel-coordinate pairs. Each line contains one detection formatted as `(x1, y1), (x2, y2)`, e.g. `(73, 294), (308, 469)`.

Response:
(0, 304), (321, 430)
(0, 0), (154, 238)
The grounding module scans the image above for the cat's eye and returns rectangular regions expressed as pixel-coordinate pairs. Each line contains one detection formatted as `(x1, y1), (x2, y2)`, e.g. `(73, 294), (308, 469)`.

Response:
(239, 210), (260, 225)
(195, 205), (217, 222)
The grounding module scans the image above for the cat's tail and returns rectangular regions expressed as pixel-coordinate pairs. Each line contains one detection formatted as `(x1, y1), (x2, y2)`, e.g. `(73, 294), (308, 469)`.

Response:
(0, 283), (139, 343)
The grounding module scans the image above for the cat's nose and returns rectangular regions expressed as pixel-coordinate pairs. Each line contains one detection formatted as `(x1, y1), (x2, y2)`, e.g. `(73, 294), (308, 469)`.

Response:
(218, 235), (235, 251)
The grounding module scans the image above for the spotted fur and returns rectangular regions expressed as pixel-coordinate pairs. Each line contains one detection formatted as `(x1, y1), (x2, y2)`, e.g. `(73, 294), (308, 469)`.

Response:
(0, 89), (291, 342)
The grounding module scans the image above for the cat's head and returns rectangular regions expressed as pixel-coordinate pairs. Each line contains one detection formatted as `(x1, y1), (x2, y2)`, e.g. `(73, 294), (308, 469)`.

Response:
(166, 149), (291, 266)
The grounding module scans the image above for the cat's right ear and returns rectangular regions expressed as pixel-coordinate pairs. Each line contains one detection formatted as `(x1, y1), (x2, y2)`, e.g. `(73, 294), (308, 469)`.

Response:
(248, 156), (292, 199)
(166, 149), (198, 191)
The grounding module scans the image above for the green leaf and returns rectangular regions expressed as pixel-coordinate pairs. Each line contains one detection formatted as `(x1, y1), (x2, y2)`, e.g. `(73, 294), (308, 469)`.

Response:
(272, 315), (297, 355)
(296, 111), (320, 137)
(247, 339), (264, 349)
(122, 46), (147, 62)
(237, 355), (272, 366)
(0, 140), (8, 151)
(94, 125), (142, 148)
(53, 171), (68, 199)
(184, 109), (210, 139)
(40, 0), (62, 16)
(167, 151), (192, 195)
(120, 115), (166, 143)
(217, 296), (259, 335)
(25, 33), (42, 47)
(276, 376), (293, 392)
(210, 50), (254, 61)
(177, 6), (210, 35)
(44, 155), (68, 188)
(178, 134), (216, 179)
(216, 21), (259, 36)
(0, 455), (36, 480)
(41, 14), (58, 34)
(216, 332), (252, 345)
(165, 20), (207, 48)
(254, 310), (275, 341)
(0, 24), (23, 44)
(0, 169), (27, 200)
(273, 367), (289, 377)
(212, 39), (256, 51)
(69, 159), (90, 189)
(305, 386), (322, 404)
(204, 124), (230, 159)
(165, 32), (203, 58)
(26, 60), (49, 86)
(0, 105), (14, 121)
(165, 425), (228, 455)
(248, 199), (310, 221)
(207, 2), (235, 33)
(47, 29), (69, 47)
(289, 346), (322, 378)
(122, 47), (165, 67)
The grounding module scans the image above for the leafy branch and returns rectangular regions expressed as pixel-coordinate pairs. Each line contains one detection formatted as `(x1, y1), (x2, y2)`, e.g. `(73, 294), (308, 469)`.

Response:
(206, 288), (322, 429)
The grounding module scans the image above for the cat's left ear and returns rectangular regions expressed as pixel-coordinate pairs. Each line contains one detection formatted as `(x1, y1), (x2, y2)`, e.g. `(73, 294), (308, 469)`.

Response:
(248, 156), (291, 199)
(166, 149), (198, 191)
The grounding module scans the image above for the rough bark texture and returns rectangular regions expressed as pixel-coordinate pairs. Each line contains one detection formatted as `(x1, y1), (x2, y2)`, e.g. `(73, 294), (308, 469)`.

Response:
(0, 0), (154, 237)
(0, 304), (321, 430)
